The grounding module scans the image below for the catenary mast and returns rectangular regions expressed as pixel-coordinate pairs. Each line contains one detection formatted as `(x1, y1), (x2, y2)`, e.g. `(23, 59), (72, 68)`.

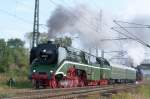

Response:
(32, 0), (39, 48)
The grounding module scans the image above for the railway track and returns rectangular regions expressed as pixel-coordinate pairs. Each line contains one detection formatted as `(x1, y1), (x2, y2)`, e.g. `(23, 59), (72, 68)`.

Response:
(2, 86), (102, 96)
(3, 84), (139, 99)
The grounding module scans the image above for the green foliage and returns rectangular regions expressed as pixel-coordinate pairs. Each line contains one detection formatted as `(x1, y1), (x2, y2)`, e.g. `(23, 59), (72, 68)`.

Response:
(55, 36), (72, 47)
(39, 33), (49, 43)
(0, 38), (31, 89)
(0, 39), (7, 72)
(7, 38), (25, 48)
(25, 32), (49, 47)
(0, 38), (28, 73)
(25, 32), (72, 47)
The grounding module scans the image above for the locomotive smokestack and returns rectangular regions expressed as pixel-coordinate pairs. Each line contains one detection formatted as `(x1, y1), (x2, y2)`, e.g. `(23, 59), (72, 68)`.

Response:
(47, 41), (52, 44)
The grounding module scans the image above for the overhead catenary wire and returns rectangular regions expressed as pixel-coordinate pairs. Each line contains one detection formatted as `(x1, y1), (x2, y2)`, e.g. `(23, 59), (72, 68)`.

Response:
(51, 0), (99, 27)
(112, 26), (150, 28)
(48, 0), (150, 56)
(111, 27), (150, 47)
(0, 0), (49, 31)
(113, 20), (150, 47)
(115, 20), (150, 27)
(0, 8), (47, 31)
(48, 0), (117, 57)
(100, 37), (133, 41)
(0, 8), (32, 24)
(113, 20), (150, 28)
(48, 0), (117, 38)
(48, 0), (123, 52)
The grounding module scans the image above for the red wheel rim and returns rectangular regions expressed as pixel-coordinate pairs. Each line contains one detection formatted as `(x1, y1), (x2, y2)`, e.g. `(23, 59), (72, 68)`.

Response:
(51, 80), (57, 88)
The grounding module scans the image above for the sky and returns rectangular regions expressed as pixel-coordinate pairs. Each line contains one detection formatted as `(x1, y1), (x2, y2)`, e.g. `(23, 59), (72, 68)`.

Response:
(1, 0), (150, 69)
(0, 0), (150, 52)
(0, 0), (150, 42)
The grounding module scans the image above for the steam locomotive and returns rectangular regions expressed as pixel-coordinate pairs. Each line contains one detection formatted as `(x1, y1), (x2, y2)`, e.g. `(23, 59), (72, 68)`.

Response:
(29, 41), (143, 88)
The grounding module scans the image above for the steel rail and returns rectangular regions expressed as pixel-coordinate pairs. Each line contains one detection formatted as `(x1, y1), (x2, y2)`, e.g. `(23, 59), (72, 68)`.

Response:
(10, 84), (138, 99)
(3, 86), (101, 96)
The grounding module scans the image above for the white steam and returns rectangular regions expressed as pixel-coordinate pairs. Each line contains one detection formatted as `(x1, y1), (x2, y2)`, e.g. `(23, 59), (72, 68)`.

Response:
(123, 16), (150, 66)
(47, 5), (149, 66)
(123, 42), (145, 66)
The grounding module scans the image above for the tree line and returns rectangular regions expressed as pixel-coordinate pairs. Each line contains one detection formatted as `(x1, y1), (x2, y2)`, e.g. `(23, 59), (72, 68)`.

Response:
(0, 32), (72, 73)
(0, 38), (28, 73)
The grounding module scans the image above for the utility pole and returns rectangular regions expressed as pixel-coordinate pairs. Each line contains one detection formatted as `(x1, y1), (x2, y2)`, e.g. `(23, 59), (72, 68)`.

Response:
(32, 0), (39, 48)
(96, 10), (102, 57)
(101, 50), (104, 58)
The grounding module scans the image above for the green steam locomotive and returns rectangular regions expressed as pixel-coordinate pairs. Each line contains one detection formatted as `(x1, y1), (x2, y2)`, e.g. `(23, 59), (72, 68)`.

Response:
(29, 41), (141, 88)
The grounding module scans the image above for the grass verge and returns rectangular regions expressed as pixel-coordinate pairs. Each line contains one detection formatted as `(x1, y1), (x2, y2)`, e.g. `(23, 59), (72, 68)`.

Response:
(112, 84), (150, 99)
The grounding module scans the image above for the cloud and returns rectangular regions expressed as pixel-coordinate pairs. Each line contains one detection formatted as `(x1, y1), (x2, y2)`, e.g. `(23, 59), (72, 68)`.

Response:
(122, 0), (150, 20)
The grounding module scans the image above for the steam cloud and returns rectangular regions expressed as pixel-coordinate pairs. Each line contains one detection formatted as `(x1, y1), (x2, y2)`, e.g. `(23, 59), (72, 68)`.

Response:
(123, 16), (150, 66)
(47, 5), (116, 48)
(47, 5), (150, 66)
(47, 6), (78, 38)
(123, 42), (145, 66)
